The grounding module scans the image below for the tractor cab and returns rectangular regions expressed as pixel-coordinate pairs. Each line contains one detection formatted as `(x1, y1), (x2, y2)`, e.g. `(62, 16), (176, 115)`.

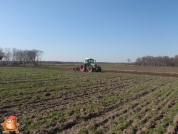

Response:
(84, 58), (96, 65)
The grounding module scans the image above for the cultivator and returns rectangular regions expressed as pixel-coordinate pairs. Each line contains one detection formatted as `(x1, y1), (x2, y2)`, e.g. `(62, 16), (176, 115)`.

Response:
(69, 66), (80, 71)
(70, 58), (102, 72)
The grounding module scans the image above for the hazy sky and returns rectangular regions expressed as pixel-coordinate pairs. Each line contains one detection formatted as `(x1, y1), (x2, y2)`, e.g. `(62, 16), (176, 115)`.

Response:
(0, 0), (178, 62)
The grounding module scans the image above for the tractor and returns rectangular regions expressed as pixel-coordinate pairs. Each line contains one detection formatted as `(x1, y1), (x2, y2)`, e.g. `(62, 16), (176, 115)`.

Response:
(70, 58), (102, 72)
(80, 58), (102, 72)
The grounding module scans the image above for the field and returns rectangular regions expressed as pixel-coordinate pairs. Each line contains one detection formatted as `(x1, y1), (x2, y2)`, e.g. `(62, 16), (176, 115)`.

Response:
(0, 66), (178, 134)
(43, 63), (178, 75)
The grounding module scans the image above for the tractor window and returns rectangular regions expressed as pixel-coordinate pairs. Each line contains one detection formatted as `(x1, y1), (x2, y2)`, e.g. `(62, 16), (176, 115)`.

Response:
(84, 60), (87, 63)
(89, 59), (94, 63)
(85, 59), (94, 63)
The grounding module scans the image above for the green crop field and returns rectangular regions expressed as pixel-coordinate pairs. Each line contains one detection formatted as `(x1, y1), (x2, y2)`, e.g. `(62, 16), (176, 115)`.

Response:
(0, 67), (178, 134)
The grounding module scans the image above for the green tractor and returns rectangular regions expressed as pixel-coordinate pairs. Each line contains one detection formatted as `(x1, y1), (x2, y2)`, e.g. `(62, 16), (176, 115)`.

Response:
(80, 58), (102, 72)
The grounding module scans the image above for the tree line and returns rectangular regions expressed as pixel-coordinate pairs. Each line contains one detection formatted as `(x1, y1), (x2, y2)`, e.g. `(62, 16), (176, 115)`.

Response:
(0, 47), (43, 66)
(135, 55), (178, 66)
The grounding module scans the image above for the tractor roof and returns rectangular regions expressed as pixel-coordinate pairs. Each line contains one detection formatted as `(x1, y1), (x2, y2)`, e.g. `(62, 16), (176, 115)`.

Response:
(85, 58), (93, 60)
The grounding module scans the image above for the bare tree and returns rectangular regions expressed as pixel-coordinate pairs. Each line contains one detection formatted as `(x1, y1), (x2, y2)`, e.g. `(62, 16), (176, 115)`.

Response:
(127, 59), (131, 63)
(22, 50), (30, 65)
(12, 48), (18, 62)
(162, 56), (169, 66)
(135, 55), (174, 66)
(155, 56), (162, 66)
(28, 49), (43, 66)
(38, 50), (43, 66)
(169, 58), (175, 66)
(174, 55), (178, 66)
(4, 48), (12, 63)
(0, 47), (4, 60)
(141, 56), (147, 66)
(0, 47), (44, 66)
(135, 57), (142, 66)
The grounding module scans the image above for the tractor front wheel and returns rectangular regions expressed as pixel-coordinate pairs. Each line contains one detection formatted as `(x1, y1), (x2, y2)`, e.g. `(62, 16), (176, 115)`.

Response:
(88, 66), (93, 72)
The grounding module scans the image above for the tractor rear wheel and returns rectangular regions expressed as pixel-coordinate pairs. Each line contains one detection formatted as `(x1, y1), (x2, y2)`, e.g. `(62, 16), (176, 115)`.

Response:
(80, 65), (86, 72)
(88, 66), (93, 72)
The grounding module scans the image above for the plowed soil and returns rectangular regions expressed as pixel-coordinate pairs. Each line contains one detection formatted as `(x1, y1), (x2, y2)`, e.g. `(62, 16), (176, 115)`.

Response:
(0, 67), (178, 134)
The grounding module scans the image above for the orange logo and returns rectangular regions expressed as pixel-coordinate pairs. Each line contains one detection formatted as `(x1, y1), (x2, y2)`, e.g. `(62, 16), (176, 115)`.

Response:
(1, 116), (19, 134)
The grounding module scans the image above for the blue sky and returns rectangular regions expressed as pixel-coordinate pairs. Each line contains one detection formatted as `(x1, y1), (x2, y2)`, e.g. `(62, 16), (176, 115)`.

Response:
(0, 0), (178, 62)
